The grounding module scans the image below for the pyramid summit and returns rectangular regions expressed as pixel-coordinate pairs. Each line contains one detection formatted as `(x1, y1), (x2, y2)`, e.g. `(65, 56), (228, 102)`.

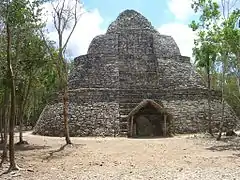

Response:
(107, 9), (155, 32)
(87, 9), (180, 57)
(33, 9), (239, 137)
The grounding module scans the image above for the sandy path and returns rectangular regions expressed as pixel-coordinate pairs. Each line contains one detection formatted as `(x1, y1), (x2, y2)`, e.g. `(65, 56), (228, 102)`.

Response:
(1, 132), (240, 180)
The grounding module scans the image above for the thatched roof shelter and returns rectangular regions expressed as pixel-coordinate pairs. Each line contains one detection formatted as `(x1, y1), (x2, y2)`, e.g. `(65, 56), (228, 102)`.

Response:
(127, 99), (174, 137)
(127, 99), (171, 118)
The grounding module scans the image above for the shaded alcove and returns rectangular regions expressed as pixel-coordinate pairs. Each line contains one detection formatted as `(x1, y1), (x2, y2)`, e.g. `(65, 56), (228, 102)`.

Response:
(127, 99), (173, 138)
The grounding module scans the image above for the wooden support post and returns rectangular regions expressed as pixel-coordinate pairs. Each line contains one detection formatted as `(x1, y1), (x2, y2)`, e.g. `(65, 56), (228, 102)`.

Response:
(133, 122), (136, 136)
(130, 116), (134, 137)
(163, 114), (167, 137)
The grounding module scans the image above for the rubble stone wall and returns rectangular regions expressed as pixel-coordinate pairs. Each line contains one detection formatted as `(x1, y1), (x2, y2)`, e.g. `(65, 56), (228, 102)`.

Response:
(33, 102), (120, 137)
(163, 100), (238, 133)
(68, 55), (119, 90)
(34, 94), (239, 136)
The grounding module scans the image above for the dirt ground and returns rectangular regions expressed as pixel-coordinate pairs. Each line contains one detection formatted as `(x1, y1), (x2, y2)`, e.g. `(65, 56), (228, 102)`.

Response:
(1, 132), (240, 180)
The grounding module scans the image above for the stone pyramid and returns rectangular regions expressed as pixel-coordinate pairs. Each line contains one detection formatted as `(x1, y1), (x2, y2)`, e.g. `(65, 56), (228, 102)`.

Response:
(33, 9), (239, 137)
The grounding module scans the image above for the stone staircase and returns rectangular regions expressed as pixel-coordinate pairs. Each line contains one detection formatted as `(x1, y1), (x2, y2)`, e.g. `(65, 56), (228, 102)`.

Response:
(118, 102), (139, 136)
(117, 89), (165, 136)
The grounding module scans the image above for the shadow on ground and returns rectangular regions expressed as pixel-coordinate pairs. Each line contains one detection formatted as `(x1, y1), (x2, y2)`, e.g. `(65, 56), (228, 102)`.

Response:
(41, 143), (85, 162)
(0, 143), (50, 151)
(206, 136), (240, 152)
(130, 136), (174, 139)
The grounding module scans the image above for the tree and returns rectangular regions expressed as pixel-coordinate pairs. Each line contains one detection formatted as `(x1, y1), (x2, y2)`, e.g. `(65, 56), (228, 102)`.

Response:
(0, 0), (58, 171)
(12, 1), (42, 144)
(5, 0), (19, 171)
(0, 0), (57, 145)
(190, 0), (240, 139)
(216, 8), (240, 140)
(190, 0), (221, 136)
(0, 88), (9, 167)
(15, 23), (53, 144)
(0, 2), (9, 167)
(0, 31), (6, 146)
(41, 0), (83, 144)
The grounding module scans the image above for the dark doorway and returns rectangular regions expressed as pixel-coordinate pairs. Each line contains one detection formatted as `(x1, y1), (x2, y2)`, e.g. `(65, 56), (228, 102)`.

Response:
(128, 99), (172, 138)
(134, 103), (164, 137)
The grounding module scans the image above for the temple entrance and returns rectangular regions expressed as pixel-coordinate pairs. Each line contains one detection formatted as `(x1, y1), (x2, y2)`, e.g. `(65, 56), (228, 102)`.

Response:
(127, 99), (173, 138)
(135, 114), (164, 137)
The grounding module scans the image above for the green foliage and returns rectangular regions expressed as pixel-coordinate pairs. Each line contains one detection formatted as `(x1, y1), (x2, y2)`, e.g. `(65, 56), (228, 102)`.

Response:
(190, 0), (240, 118)
(0, 0), (61, 126)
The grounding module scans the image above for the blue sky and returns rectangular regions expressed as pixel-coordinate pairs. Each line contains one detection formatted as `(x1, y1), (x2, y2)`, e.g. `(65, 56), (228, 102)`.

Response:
(43, 0), (199, 59)
(83, 0), (177, 28)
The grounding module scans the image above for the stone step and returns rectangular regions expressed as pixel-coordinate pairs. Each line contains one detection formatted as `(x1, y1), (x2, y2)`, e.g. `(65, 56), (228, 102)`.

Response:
(119, 120), (128, 127)
(119, 121), (128, 125)
(119, 130), (128, 134)
(119, 108), (132, 115)
(119, 118), (128, 124)
(119, 103), (139, 109)
(119, 112), (130, 117)
(119, 98), (148, 104)
(119, 132), (128, 137)
(119, 123), (128, 130)
(119, 111), (130, 115)
(120, 128), (128, 131)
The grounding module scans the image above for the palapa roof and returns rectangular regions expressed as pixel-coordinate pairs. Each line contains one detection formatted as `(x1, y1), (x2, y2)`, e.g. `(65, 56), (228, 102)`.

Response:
(127, 99), (172, 118)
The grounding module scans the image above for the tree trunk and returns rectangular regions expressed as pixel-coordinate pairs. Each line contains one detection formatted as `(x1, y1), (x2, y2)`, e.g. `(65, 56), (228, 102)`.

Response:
(0, 90), (9, 167)
(17, 88), (24, 144)
(217, 54), (227, 141)
(18, 106), (24, 143)
(237, 64), (240, 94)
(207, 64), (213, 136)
(56, 27), (71, 145)
(217, 102), (225, 141)
(63, 84), (71, 144)
(6, 20), (19, 171)
(237, 46), (240, 94)
(59, 49), (71, 144)
(18, 78), (31, 145)
(0, 108), (3, 144)
(17, 91), (24, 144)
(62, 58), (71, 144)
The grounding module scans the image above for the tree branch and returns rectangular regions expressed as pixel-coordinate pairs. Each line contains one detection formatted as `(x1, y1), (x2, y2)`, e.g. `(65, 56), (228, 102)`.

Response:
(62, 0), (83, 52)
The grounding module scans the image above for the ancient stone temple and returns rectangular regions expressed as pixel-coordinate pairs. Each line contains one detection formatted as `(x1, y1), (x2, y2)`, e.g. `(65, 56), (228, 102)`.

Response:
(33, 9), (239, 137)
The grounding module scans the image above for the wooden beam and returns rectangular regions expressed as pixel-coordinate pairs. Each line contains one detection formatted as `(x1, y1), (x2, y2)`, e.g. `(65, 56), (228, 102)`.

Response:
(133, 121), (136, 136)
(130, 116), (134, 137)
(163, 114), (167, 137)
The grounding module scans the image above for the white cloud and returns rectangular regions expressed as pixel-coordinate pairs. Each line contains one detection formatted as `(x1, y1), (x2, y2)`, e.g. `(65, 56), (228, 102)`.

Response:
(168, 0), (194, 21)
(41, 1), (105, 58)
(168, 0), (240, 21)
(64, 9), (105, 57)
(158, 23), (196, 59)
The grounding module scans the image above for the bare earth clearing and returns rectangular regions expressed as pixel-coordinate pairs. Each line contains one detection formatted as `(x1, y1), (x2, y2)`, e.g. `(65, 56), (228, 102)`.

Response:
(1, 132), (240, 180)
